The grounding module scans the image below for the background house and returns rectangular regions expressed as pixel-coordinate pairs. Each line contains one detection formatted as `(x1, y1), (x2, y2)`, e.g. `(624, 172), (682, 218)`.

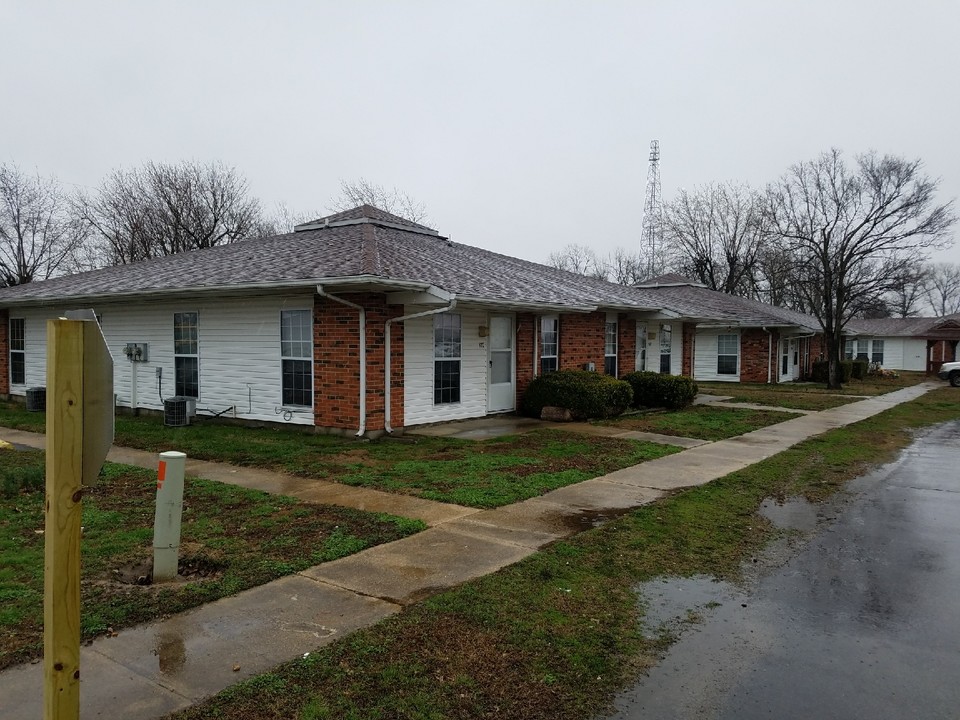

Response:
(844, 315), (960, 372)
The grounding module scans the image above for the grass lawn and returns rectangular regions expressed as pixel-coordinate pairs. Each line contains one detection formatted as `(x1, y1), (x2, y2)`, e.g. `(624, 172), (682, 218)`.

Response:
(0, 450), (424, 672)
(697, 371), (930, 410)
(166, 387), (960, 720)
(597, 405), (801, 440)
(0, 402), (680, 508)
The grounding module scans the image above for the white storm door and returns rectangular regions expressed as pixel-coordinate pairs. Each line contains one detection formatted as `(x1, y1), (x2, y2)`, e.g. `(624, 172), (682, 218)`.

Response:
(635, 322), (647, 371)
(487, 314), (516, 412)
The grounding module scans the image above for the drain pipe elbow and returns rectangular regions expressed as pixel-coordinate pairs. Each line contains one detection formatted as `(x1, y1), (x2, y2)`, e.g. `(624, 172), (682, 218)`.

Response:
(317, 286), (367, 437)
(384, 299), (457, 433)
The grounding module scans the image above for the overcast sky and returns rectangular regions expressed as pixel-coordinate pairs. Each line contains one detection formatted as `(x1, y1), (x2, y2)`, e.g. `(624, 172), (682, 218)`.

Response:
(3, 1), (959, 265)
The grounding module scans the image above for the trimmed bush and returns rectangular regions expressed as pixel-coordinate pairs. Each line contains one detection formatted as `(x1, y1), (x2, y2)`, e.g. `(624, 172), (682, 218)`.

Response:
(521, 370), (633, 420)
(851, 359), (869, 380)
(811, 359), (853, 384)
(622, 371), (698, 410)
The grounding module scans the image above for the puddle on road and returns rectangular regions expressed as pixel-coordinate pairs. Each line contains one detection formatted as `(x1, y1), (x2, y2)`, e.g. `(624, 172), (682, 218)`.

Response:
(759, 496), (819, 532)
(639, 575), (744, 639)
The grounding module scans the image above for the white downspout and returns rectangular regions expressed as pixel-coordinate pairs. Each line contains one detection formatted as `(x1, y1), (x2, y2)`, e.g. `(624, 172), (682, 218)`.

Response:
(317, 286), (367, 437)
(763, 327), (772, 384)
(384, 299), (457, 433)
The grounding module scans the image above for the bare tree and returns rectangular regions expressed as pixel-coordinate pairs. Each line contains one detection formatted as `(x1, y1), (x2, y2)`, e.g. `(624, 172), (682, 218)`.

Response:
(766, 149), (955, 388)
(76, 160), (263, 265)
(663, 182), (768, 295)
(606, 247), (646, 285)
(332, 178), (429, 224)
(546, 243), (608, 279)
(253, 202), (322, 237)
(0, 163), (85, 286)
(924, 261), (960, 316)
(885, 262), (928, 317)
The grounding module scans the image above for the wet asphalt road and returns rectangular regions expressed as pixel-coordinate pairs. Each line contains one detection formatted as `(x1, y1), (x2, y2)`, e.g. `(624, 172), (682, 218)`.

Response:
(610, 420), (960, 720)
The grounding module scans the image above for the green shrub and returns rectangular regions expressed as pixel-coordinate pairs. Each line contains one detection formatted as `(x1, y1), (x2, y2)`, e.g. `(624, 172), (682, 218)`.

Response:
(851, 359), (869, 380)
(521, 370), (633, 420)
(622, 371), (698, 410)
(811, 359), (853, 384)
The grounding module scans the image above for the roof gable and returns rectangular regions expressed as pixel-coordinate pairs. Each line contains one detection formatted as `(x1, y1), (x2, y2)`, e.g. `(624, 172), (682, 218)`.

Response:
(294, 204), (437, 234)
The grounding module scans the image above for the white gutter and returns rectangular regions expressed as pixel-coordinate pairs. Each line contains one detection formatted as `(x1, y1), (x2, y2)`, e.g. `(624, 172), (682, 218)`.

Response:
(316, 286), (367, 437)
(384, 298), (457, 433)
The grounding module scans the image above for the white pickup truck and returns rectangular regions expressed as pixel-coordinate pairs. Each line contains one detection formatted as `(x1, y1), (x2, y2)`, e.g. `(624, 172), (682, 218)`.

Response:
(937, 360), (960, 387)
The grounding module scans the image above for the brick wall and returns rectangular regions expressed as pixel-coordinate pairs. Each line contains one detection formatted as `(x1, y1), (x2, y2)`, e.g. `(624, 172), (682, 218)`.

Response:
(740, 328), (774, 383)
(682, 323), (695, 377)
(313, 293), (404, 433)
(558, 311), (606, 371)
(0, 309), (7, 395)
(617, 313), (635, 378)
(516, 313), (535, 405)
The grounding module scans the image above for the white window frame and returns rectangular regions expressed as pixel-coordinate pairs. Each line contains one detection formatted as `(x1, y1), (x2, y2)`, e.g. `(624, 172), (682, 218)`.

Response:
(604, 314), (618, 376)
(9, 318), (25, 386)
(871, 339), (884, 365)
(844, 338), (854, 360)
(280, 309), (313, 408)
(173, 311), (200, 399)
(433, 313), (462, 405)
(540, 315), (559, 374)
(717, 333), (739, 375)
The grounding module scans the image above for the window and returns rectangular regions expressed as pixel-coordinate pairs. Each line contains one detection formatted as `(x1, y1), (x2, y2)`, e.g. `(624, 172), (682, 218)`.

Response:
(844, 339), (854, 360)
(434, 313), (461, 404)
(540, 315), (559, 374)
(717, 333), (739, 375)
(871, 339), (884, 365)
(9, 318), (25, 385)
(659, 324), (672, 373)
(604, 316), (618, 376)
(173, 312), (199, 398)
(856, 338), (869, 362)
(281, 309), (312, 407)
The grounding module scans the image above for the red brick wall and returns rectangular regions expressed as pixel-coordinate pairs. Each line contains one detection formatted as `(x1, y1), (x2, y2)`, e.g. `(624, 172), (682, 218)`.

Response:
(682, 323), (695, 377)
(313, 293), (404, 433)
(516, 313), (535, 405)
(616, 313), (634, 378)
(0, 309), (8, 395)
(740, 328), (774, 383)
(558, 311), (606, 371)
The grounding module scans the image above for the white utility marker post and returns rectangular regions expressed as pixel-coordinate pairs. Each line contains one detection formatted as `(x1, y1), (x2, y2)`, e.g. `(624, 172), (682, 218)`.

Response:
(44, 311), (114, 720)
(153, 451), (186, 582)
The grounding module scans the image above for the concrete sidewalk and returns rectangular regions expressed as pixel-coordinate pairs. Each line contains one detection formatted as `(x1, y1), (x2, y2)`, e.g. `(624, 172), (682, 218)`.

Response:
(0, 383), (935, 719)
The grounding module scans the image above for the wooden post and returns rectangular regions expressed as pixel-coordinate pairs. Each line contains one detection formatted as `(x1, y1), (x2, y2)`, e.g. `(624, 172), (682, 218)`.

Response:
(44, 315), (114, 720)
(44, 319), (84, 720)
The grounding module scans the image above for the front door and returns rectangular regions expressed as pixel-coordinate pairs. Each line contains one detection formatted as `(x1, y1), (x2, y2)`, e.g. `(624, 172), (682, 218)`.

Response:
(487, 314), (516, 412)
(635, 322), (647, 371)
(780, 338), (798, 382)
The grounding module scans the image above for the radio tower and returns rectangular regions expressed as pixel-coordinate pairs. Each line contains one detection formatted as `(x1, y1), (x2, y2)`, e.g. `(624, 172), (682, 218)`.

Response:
(639, 139), (663, 279)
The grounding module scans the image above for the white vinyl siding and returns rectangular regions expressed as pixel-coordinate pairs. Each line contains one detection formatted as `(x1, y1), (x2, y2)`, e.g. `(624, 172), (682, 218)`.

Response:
(405, 307), (487, 426)
(694, 329), (741, 382)
(901, 339), (926, 371)
(7, 293), (316, 425)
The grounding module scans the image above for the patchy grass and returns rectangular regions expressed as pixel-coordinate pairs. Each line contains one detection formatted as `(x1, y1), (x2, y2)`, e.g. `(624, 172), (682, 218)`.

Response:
(0, 450), (424, 672)
(167, 388), (960, 720)
(698, 389), (856, 411)
(0, 403), (679, 508)
(597, 406), (801, 440)
(699, 371), (928, 402)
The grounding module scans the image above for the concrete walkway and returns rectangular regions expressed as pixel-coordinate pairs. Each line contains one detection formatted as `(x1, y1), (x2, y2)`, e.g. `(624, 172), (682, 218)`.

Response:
(0, 383), (936, 719)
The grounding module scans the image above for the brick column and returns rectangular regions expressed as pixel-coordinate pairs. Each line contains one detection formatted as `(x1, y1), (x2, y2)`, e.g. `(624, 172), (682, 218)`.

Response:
(740, 328), (775, 383)
(515, 313), (535, 406)
(682, 323), (696, 377)
(313, 293), (404, 434)
(617, 313), (634, 378)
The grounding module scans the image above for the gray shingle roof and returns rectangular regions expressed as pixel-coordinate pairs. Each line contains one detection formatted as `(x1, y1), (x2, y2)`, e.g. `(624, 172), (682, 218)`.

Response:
(846, 316), (960, 337)
(0, 206), (661, 312)
(634, 276), (821, 330)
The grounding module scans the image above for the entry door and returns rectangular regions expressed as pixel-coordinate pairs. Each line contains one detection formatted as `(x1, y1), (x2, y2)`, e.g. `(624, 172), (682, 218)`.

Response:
(635, 322), (647, 371)
(487, 315), (516, 412)
(780, 339), (798, 381)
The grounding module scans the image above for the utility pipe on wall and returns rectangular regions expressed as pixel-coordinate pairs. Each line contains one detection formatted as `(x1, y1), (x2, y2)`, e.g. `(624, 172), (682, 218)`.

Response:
(317, 287), (367, 437)
(384, 299), (457, 433)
